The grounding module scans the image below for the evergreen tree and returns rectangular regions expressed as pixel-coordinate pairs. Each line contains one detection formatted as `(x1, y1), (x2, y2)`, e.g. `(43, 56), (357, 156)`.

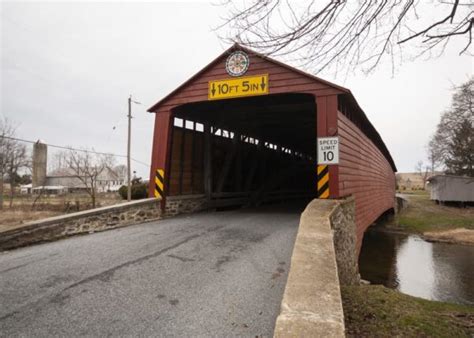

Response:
(429, 78), (473, 176)
(445, 118), (474, 176)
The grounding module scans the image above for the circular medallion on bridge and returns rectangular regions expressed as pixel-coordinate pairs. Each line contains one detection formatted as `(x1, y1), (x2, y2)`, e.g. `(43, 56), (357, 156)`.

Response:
(225, 51), (250, 77)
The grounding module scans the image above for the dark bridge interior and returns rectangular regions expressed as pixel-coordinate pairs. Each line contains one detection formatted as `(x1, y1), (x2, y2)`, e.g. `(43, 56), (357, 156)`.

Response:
(168, 93), (317, 208)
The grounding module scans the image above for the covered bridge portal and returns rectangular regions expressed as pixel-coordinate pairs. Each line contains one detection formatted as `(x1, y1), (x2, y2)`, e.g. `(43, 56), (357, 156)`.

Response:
(148, 45), (397, 249)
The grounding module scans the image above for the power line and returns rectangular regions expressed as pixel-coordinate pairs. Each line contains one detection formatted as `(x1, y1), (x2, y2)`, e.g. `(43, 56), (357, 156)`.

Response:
(0, 135), (150, 168)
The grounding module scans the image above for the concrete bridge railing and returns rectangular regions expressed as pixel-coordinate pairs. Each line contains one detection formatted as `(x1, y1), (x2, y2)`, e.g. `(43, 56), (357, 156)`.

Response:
(274, 197), (359, 337)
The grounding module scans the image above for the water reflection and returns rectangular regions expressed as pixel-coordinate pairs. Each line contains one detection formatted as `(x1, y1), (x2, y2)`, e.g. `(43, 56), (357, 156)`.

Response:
(359, 229), (474, 306)
(431, 243), (474, 305)
(397, 237), (435, 301)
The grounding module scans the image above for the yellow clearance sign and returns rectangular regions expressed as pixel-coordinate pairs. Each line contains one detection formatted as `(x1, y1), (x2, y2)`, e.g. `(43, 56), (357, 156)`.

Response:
(208, 74), (269, 100)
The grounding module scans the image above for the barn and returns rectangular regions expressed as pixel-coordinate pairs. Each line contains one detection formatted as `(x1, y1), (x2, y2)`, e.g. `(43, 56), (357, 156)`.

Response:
(147, 44), (397, 249)
(429, 175), (474, 203)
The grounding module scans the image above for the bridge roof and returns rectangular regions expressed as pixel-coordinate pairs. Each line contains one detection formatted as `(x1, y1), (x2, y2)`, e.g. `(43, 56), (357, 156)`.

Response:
(147, 44), (396, 172)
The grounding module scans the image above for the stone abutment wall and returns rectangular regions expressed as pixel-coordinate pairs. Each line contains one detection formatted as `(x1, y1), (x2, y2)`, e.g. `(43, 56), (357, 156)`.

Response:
(330, 197), (360, 286)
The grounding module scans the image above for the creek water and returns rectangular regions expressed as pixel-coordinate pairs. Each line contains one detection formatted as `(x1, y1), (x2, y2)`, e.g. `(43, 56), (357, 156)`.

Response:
(359, 229), (474, 306)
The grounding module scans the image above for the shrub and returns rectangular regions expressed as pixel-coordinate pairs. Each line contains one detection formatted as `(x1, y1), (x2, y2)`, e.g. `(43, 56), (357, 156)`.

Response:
(118, 183), (148, 200)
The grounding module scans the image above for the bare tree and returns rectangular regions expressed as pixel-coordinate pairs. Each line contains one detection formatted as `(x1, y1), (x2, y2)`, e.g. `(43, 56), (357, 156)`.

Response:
(49, 150), (68, 173)
(0, 118), (14, 210)
(415, 160), (430, 190)
(64, 149), (114, 208)
(219, 1), (473, 74)
(0, 118), (30, 209)
(427, 138), (444, 173)
(6, 143), (29, 207)
(395, 173), (402, 190)
(113, 164), (127, 183)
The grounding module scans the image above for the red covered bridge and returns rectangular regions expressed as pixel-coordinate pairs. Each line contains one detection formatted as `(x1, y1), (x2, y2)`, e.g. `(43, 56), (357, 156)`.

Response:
(147, 44), (397, 250)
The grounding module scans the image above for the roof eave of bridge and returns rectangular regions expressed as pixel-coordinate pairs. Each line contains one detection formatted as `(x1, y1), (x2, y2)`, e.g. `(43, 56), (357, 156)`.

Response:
(342, 92), (398, 172)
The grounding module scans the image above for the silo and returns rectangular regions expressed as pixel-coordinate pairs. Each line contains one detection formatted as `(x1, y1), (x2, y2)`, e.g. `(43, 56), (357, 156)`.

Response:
(32, 141), (47, 187)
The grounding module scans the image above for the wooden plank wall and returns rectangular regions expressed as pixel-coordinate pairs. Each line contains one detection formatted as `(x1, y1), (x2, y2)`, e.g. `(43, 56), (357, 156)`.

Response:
(338, 111), (396, 250)
(169, 127), (204, 195)
(168, 124), (315, 196)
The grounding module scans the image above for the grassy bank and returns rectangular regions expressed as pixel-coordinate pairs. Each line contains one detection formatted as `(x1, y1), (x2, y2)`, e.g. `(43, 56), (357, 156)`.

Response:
(396, 191), (474, 233)
(342, 285), (474, 337)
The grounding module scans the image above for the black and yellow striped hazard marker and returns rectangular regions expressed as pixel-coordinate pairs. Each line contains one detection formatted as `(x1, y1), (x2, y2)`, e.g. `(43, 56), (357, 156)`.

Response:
(154, 169), (165, 199)
(317, 165), (330, 199)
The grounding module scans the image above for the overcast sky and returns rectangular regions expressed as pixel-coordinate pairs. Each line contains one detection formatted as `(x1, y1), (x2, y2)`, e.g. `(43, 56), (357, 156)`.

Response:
(1, 1), (472, 178)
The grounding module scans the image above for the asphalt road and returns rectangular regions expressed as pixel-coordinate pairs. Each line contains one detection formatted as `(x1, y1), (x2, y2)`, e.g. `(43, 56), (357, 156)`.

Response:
(0, 205), (301, 337)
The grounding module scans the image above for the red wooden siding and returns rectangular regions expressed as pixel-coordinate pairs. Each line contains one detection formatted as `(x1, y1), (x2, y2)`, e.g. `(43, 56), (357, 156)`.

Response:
(316, 95), (339, 198)
(338, 111), (396, 250)
(152, 55), (343, 111)
(149, 109), (173, 208)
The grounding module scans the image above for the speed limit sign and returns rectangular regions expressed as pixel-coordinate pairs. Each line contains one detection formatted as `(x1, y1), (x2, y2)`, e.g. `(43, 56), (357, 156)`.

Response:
(318, 137), (339, 164)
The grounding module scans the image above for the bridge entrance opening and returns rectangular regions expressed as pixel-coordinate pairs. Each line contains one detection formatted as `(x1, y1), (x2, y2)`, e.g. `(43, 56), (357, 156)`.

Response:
(167, 93), (317, 208)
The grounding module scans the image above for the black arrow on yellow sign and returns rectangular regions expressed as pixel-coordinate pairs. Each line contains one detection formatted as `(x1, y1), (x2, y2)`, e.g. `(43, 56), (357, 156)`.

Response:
(211, 83), (216, 96)
(260, 77), (266, 90)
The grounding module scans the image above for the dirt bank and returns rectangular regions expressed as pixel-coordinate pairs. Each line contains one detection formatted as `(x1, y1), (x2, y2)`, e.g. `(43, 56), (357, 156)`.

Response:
(423, 228), (474, 245)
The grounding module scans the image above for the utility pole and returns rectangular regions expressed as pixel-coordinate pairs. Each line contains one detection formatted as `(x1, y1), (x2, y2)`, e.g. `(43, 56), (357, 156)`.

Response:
(127, 96), (132, 202)
(127, 95), (141, 202)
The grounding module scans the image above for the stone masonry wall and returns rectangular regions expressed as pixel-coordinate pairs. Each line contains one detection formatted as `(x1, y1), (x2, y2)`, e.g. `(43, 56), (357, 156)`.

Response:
(0, 199), (162, 251)
(395, 194), (408, 214)
(0, 195), (210, 251)
(164, 195), (208, 217)
(329, 197), (360, 286)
